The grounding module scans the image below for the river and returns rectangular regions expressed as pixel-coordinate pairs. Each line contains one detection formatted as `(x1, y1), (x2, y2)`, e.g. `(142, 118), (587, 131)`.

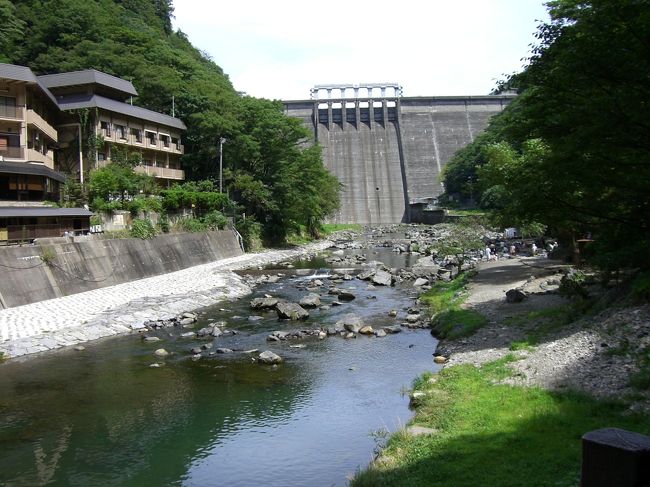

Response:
(0, 248), (439, 486)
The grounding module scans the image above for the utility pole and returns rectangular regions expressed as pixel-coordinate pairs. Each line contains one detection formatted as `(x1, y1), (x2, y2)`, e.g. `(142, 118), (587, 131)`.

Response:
(219, 137), (226, 193)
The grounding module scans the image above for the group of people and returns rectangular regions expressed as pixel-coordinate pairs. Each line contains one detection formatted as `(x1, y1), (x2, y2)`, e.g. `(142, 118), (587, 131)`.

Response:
(482, 239), (556, 261)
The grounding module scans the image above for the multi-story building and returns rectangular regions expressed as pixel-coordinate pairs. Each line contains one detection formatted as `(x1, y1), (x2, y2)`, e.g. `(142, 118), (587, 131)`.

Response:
(0, 63), (187, 243)
(39, 69), (186, 185)
(0, 64), (63, 202)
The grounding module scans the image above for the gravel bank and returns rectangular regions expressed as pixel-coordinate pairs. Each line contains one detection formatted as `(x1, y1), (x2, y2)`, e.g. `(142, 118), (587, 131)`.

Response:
(439, 257), (650, 410)
(0, 240), (332, 359)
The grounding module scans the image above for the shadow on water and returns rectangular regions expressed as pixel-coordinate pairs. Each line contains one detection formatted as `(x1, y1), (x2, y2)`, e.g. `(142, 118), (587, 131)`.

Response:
(0, 248), (439, 487)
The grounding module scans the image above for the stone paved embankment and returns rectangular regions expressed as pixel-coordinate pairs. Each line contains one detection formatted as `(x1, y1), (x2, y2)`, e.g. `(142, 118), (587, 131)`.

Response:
(0, 240), (331, 359)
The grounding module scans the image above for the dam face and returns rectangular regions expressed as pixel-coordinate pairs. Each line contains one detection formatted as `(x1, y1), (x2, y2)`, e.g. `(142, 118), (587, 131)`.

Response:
(284, 86), (514, 224)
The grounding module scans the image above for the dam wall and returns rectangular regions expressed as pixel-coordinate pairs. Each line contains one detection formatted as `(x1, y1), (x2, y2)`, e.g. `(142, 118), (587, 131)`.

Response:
(284, 94), (513, 224)
(0, 230), (243, 308)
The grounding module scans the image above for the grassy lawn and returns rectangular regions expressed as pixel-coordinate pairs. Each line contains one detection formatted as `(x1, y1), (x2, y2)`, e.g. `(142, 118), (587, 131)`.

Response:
(352, 355), (650, 487)
(420, 273), (488, 339)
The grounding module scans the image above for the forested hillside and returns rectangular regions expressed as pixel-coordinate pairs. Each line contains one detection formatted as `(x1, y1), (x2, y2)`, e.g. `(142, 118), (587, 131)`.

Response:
(441, 0), (650, 271)
(0, 0), (340, 242)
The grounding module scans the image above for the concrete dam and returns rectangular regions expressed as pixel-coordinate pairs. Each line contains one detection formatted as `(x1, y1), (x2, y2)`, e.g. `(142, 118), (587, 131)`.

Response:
(284, 83), (514, 224)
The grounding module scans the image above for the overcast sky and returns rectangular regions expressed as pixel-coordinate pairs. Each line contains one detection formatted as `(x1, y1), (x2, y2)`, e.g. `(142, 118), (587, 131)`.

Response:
(172, 0), (549, 101)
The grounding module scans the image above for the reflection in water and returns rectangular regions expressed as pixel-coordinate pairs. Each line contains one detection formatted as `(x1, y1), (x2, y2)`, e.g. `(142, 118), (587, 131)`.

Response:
(0, 250), (438, 486)
(33, 424), (71, 486)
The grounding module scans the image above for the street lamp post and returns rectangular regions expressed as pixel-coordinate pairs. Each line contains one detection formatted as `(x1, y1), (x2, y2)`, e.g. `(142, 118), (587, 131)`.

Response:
(219, 137), (226, 193)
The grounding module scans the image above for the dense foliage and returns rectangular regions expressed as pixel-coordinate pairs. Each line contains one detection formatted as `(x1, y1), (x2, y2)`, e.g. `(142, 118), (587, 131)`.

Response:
(442, 0), (650, 270)
(3, 0), (340, 243)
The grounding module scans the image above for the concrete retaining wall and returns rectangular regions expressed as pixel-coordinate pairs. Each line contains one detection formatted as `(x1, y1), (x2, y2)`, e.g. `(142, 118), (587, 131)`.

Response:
(0, 230), (243, 308)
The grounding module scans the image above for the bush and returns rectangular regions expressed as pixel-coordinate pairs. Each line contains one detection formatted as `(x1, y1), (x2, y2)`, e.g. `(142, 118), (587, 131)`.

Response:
(178, 218), (207, 233)
(236, 218), (263, 251)
(559, 269), (590, 299)
(202, 210), (229, 230)
(158, 213), (170, 233)
(130, 218), (157, 239)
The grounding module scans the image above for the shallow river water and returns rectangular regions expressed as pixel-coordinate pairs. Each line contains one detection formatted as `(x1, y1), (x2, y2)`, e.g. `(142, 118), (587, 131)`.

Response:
(0, 249), (439, 486)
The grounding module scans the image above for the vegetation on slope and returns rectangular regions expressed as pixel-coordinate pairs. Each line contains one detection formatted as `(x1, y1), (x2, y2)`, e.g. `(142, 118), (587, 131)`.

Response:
(441, 0), (650, 271)
(2, 0), (340, 244)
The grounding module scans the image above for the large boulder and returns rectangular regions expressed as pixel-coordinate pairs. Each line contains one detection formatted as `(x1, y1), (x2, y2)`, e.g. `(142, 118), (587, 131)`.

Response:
(276, 302), (309, 320)
(506, 289), (527, 303)
(337, 291), (356, 301)
(357, 269), (376, 280)
(258, 350), (283, 364)
(336, 313), (364, 333)
(413, 277), (429, 287)
(372, 270), (394, 286)
(250, 297), (279, 309)
(383, 325), (402, 334)
(299, 293), (321, 308)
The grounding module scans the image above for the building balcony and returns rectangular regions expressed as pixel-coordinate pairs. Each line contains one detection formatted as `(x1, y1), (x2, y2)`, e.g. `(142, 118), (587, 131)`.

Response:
(26, 148), (55, 168)
(0, 146), (25, 160)
(134, 164), (185, 181)
(26, 109), (58, 142)
(0, 105), (24, 121)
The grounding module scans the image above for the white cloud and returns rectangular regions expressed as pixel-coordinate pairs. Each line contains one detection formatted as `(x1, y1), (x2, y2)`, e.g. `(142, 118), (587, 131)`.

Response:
(173, 0), (549, 99)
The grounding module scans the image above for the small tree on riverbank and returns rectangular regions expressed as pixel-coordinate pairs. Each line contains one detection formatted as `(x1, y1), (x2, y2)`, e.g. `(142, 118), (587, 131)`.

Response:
(434, 221), (485, 276)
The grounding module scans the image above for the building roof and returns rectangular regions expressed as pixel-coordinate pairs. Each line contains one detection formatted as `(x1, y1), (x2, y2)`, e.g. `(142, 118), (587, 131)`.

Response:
(0, 160), (67, 183)
(0, 207), (93, 218)
(38, 69), (138, 97)
(56, 93), (187, 130)
(0, 63), (60, 107)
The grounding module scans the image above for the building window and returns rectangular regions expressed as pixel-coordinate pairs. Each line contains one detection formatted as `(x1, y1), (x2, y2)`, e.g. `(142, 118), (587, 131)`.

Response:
(116, 124), (126, 140)
(172, 137), (180, 150)
(0, 96), (17, 118)
(146, 131), (156, 146)
(160, 134), (170, 148)
(131, 128), (142, 143)
(100, 121), (112, 137)
(98, 152), (105, 161)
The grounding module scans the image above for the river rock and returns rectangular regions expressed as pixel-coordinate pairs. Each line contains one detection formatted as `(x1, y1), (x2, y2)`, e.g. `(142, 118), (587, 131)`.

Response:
(258, 350), (283, 364)
(338, 291), (356, 301)
(383, 325), (402, 334)
(506, 289), (527, 303)
(434, 355), (448, 364)
(191, 353), (201, 361)
(143, 336), (160, 343)
(345, 332), (356, 339)
(216, 348), (233, 354)
(182, 312), (198, 320)
(372, 270), (393, 286)
(299, 293), (321, 308)
(336, 313), (364, 333)
(375, 329), (387, 338)
(357, 269), (376, 280)
(388, 309), (398, 317)
(318, 331), (327, 339)
(276, 302), (309, 320)
(359, 325), (374, 335)
(406, 314), (420, 323)
(153, 348), (169, 357)
(179, 317), (196, 326)
(250, 297), (279, 309)
(74, 345), (85, 351)
(413, 278), (429, 287)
